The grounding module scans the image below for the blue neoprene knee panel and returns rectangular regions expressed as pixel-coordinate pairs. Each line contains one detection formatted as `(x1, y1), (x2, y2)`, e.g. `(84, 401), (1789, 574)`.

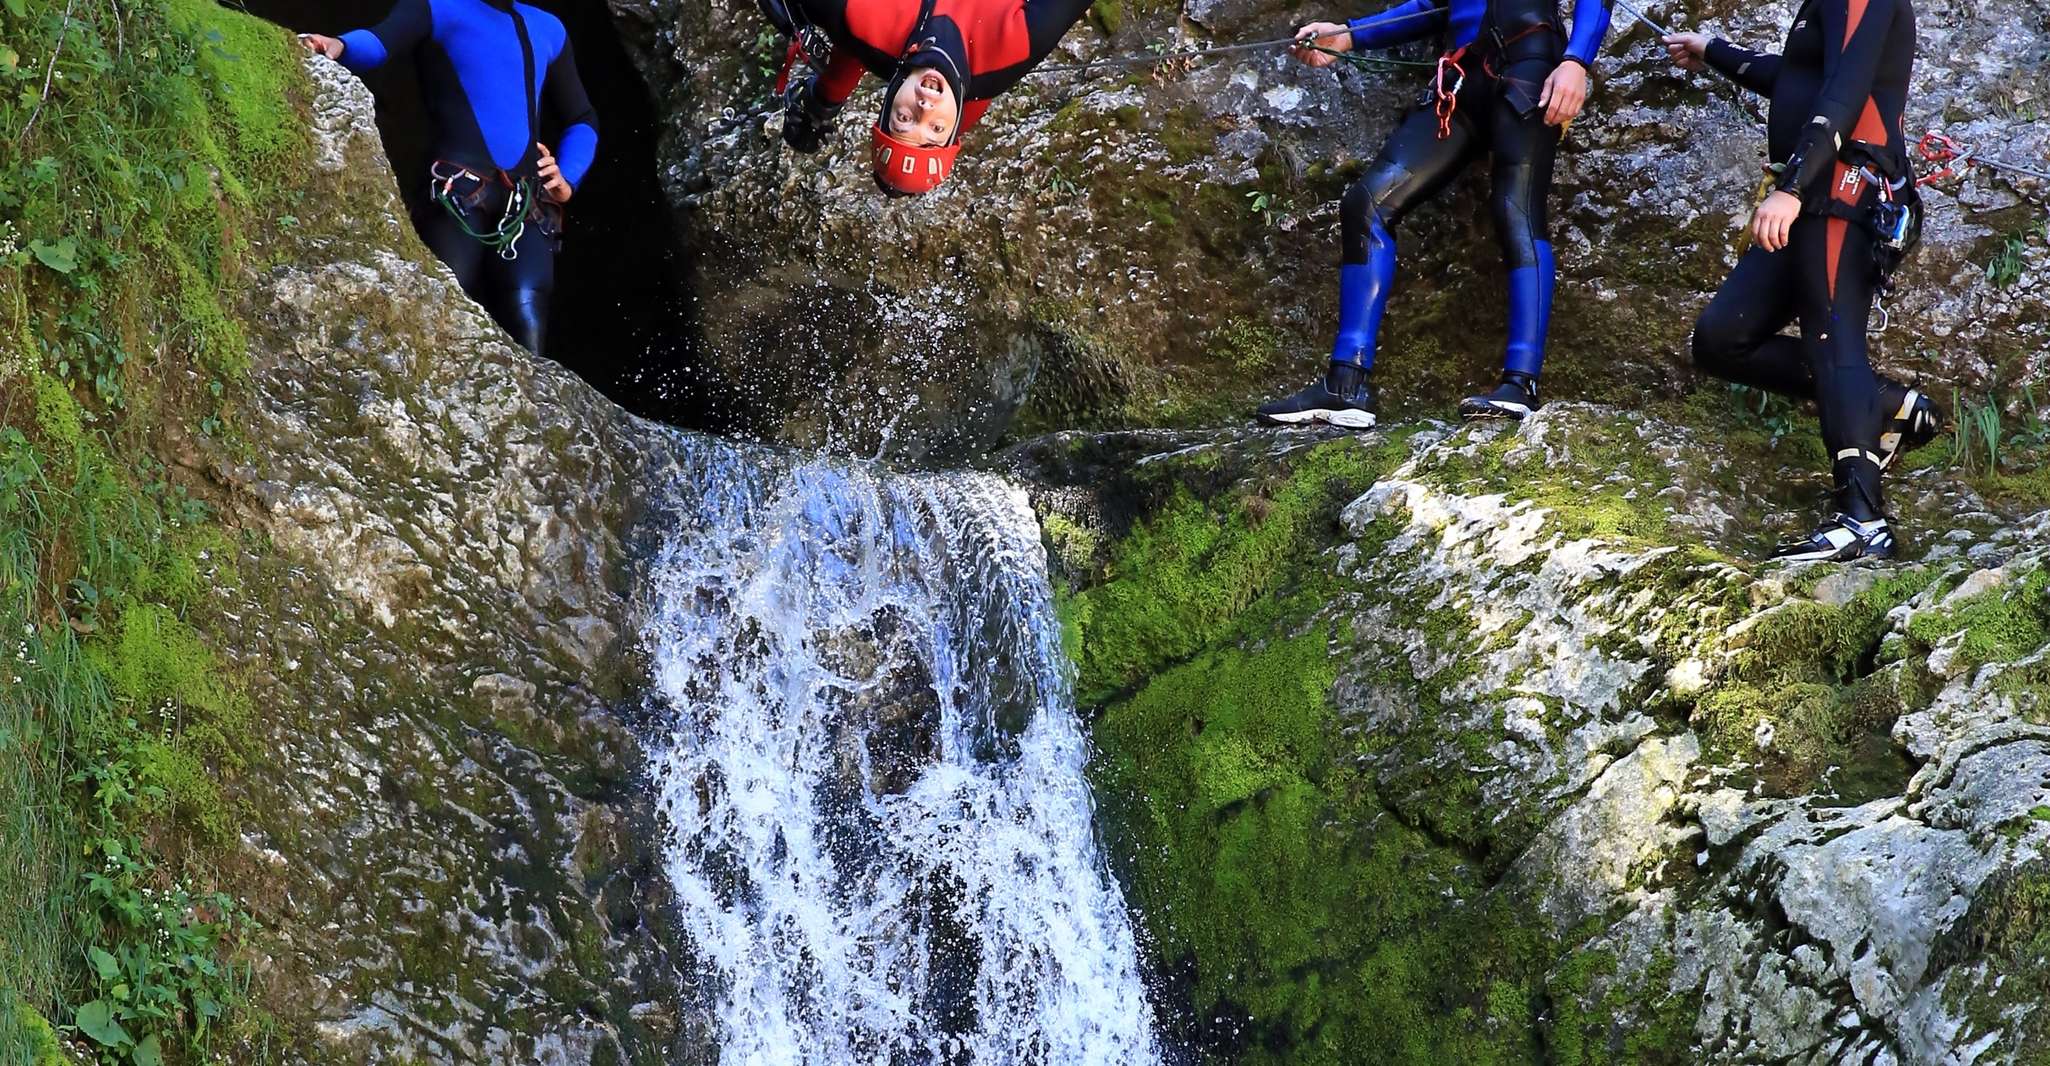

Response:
(1331, 219), (1397, 370)
(1503, 239), (1555, 377)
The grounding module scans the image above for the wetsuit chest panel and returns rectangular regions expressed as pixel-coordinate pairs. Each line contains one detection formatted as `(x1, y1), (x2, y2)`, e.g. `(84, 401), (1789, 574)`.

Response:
(842, 0), (920, 67)
(933, 0), (1031, 86)
(838, 0), (1031, 93)
(425, 0), (566, 172)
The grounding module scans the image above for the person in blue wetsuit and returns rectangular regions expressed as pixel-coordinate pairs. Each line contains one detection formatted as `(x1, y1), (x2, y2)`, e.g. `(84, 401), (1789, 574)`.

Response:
(300, 0), (599, 358)
(1255, 0), (1611, 429)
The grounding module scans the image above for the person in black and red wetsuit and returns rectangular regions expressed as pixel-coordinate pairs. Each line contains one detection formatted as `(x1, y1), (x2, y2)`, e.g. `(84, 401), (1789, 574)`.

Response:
(760, 0), (1093, 195)
(1665, 0), (1942, 561)
(1251, 0), (1612, 430)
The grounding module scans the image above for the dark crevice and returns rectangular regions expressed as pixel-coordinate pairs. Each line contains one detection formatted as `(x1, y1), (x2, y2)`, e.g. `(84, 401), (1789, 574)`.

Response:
(236, 0), (730, 434)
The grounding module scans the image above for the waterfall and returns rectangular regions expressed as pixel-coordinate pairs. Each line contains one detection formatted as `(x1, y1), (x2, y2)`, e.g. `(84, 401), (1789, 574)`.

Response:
(641, 436), (1159, 1066)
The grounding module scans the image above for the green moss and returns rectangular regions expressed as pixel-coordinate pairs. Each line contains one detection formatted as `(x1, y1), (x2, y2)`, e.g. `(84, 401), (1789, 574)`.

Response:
(1686, 569), (1940, 796)
(1543, 947), (1697, 1065)
(31, 374), (82, 449)
(1064, 436), (1408, 703)
(1078, 433), (1700, 1063)
(1906, 566), (2050, 675)
(1420, 414), (1680, 547)
(1937, 865), (2050, 1057)
(0, 1), (310, 1058)
(2, 999), (65, 1066)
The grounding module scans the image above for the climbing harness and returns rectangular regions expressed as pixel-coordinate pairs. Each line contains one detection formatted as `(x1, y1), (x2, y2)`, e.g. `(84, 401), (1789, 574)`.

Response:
(424, 0), (553, 261)
(429, 162), (542, 260)
(1916, 132), (2050, 187)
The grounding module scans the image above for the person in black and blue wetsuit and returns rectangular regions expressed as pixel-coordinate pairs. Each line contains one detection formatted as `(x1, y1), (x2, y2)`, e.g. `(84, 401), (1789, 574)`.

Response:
(1255, 0), (1611, 429)
(300, 0), (598, 358)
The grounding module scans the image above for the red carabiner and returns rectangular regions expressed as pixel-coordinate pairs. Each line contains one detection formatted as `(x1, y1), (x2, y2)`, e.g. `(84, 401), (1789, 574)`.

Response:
(1434, 48), (1467, 140)
(1916, 131), (1972, 186)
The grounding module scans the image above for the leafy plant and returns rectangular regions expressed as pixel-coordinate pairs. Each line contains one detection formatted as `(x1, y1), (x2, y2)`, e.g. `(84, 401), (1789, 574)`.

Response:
(1, 0), (298, 1061)
(1728, 383), (1803, 447)
(1954, 389), (2004, 475)
(1986, 232), (2028, 288)
(1245, 189), (1274, 224)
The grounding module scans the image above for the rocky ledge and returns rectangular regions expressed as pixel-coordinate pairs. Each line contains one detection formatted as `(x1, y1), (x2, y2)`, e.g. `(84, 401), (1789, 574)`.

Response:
(1017, 402), (2050, 1064)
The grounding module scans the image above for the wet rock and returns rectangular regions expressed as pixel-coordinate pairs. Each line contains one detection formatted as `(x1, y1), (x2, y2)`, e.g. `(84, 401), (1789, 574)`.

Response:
(1022, 405), (2050, 1063)
(179, 56), (710, 1065)
(610, 0), (2048, 456)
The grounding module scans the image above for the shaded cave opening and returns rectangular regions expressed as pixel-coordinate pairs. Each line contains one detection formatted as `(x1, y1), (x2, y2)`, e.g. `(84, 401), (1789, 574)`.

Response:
(239, 0), (731, 434)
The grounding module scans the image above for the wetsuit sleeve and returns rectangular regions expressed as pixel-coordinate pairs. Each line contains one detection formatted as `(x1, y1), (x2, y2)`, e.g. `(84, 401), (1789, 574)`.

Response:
(337, 0), (432, 73)
(1346, 0), (1445, 50)
(959, 98), (993, 132)
(1777, 0), (1898, 194)
(1561, 0), (1613, 67)
(544, 41), (600, 188)
(1702, 37), (1780, 95)
(1023, 0), (1096, 60)
(958, 0), (1090, 98)
(816, 49), (869, 106)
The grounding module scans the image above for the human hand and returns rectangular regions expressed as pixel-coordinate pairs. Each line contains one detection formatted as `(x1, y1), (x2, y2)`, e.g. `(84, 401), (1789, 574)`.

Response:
(1290, 22), (1352, 67)
(1661, 32), (1709, 72)
(537, 143), (573, 203)
(1751, 189), (1800, 252)
(1539, 61), (1589, 126)
(298, 33), (346, 61)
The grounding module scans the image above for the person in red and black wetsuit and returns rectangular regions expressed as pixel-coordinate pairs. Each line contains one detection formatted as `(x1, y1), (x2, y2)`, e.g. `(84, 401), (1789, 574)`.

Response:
(760, 0), (1093, 194)
(1665, 0), (1941, 561)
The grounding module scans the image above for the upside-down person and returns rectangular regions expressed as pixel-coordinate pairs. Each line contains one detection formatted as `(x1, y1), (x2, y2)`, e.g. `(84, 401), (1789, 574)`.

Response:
(1665, 0), (1940, 561)
(1254, 0), (1612, 428)
(759, 0), (1093, 195)
(300, 0), (598, 357)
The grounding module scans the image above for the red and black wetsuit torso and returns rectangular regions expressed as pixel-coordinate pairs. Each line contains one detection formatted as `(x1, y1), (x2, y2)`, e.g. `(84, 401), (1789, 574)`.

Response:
(1705, 0), (1916, 209)
(792, 0), (1092, 131)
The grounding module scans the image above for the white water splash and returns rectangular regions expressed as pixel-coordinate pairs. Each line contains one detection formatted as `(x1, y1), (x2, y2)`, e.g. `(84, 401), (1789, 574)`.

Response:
(642, 437), (1158, 1066)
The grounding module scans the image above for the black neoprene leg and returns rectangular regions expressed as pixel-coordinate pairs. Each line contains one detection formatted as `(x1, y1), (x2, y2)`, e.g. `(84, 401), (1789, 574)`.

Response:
(1487, 58), (1561, 378)
(416, 201), (487, 296)
(1340, 106), (1483, 264)
(1326, 107), (1482, 369)
(480, 221), (558, 358)
(1691, 242), (1809, 397)
(1792, 214), (1886, 520)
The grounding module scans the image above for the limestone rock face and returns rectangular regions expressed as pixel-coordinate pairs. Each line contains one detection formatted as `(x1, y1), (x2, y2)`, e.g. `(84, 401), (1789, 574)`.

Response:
(610, 0), (2047, 456)
(192, 57), (709, 1065)
(1021, 405), (2050, 1064)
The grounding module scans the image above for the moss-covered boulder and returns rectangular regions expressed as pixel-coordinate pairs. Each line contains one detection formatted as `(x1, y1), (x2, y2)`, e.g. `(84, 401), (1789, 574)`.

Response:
(1013, 404), (2050, 1063)
(611, 0), (2048, 456)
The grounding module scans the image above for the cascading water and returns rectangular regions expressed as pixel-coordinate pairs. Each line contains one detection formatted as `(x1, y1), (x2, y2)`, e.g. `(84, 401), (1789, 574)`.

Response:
(641, 435), (1159, 1065)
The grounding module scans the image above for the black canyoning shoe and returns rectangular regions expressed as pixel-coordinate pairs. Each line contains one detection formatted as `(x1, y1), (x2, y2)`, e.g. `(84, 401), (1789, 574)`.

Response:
(1771, 513), (1897, 562)
(1458, 372), (1541, 421)
(1256, 364), (1379, 430)
(1877, 382), (1943, 470)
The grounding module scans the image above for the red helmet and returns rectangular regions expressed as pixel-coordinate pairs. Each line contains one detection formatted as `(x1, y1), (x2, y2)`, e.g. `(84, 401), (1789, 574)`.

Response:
(872, 126), (960, 196)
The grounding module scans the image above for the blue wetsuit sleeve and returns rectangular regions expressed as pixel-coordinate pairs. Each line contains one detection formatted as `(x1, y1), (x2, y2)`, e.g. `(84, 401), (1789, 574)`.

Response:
(1561, 0), (1612, 67)
(544, 41), (599, 187)
(1703, 37), (1780, 95)
(338, 0), (431, 74)
(1347, 0), (1445, 49)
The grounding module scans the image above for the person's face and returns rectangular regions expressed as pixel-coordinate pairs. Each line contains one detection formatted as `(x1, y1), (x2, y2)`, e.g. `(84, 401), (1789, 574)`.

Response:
(889, 71), (958, 146)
